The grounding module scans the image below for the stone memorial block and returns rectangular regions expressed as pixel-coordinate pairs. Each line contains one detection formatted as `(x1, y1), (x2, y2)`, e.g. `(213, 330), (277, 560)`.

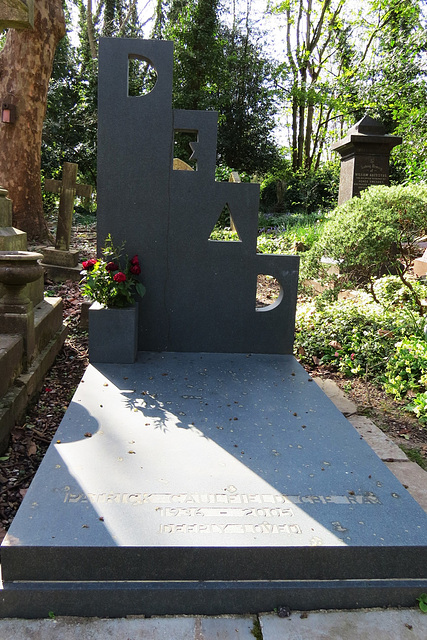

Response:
(1, 354), (427, 617)
(332, 116), (401, 205)
(413, 248), (427, 278)
(97, 39), (299, 354)
(0, 187), (26, 251)
(0, 187), (43, 306)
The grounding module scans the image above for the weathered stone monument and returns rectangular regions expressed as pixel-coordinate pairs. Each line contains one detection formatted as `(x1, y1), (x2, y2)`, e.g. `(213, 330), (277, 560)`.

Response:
(1, 40), (426, 618)
(0, 189), (66, 454)
(413, 248), (427, 278)
(0, 0), (34, 30)
(41, 162), (92, 280)
(332, 115), (402, 205)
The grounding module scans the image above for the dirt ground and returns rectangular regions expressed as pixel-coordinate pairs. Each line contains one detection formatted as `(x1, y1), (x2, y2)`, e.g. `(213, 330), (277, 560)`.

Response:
(0, 225), (425, 542)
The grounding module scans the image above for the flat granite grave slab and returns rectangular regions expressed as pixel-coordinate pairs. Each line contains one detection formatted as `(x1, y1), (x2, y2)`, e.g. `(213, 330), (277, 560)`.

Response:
(1, 353), (427, 617)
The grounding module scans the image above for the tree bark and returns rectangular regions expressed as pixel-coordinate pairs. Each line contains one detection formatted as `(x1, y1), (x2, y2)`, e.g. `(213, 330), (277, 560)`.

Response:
(0, 0), (65, 241)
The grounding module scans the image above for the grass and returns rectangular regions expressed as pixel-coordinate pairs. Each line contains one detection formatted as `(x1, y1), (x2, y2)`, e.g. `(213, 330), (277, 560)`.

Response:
(210, 211), (325, 254)
(251, 617), (263, 639)
(400, 445), (427, 471)
(257, 211), (325, 254)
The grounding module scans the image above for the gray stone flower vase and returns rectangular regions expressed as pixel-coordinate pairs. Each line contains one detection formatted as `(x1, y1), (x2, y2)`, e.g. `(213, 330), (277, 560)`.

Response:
(88, 302), (138, 363)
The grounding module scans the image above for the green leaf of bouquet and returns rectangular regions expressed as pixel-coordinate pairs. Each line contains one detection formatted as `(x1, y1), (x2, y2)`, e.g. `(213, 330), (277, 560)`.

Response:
(136, 282), (146, 298)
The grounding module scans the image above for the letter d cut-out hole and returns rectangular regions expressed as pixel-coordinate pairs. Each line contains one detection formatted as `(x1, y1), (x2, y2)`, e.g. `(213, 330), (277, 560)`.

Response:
(256, 275), (282, 310)
(128, 56), (158, 97)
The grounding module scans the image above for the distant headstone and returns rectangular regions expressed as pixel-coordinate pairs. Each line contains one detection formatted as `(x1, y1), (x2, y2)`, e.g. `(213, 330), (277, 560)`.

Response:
(45, 162), (92, 253)
(42, 162), (92, 272)
(332, 116), (401, 205)
(413, 248), (427, 278)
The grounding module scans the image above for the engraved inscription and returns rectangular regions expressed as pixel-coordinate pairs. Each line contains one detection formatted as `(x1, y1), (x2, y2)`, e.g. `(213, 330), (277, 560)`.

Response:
(354, 159), (388, 190)
(159, 523), (302, 534)
(157, 507), (295, 518)
(63, 489), (382, 506)
(62, 488), (381, 538)
(355, 171), (387, 188)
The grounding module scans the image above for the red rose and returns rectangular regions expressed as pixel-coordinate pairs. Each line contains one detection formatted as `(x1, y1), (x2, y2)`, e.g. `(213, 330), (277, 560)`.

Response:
(82, 258), (97, 270)
(113, 272), (126, 283)
(106, 261), (119, 272)
(130, 264), (141, 275)
(130, 254), (139, 265)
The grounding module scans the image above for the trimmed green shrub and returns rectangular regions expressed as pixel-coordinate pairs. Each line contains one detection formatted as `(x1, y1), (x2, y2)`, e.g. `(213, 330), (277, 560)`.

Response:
(303, 183), (427, 310)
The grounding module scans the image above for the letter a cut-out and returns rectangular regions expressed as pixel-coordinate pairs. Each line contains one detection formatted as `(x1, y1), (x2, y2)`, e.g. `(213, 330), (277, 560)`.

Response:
(208, 203), (241, 242)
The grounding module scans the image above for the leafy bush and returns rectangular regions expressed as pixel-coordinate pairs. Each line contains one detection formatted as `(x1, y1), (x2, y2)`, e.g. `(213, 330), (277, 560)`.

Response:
(372, 275), (427, 312)
(303, 183), (427, 310)
(384, 336), (427, 399)
(384, 336), (427, 424)
(260, 162), (339, 214)
(295, 296), (424, 379)
(215, 164), (252, 183)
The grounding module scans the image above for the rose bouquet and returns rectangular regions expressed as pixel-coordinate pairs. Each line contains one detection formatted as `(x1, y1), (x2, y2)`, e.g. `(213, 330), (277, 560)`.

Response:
(80, 234), (146, 308)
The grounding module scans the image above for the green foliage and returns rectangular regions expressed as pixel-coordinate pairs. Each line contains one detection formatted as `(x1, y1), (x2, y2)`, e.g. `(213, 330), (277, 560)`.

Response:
(304, 184), (427, 308)
(250, 617), (263, 640)
(214, 25), (279, 172)
(295, 296), (424, 379)
(162, 0), (279, 173)
(215, 165), (251, 183)
(384, 335), (427, 424)
(384, 337), (427, 399)
(417, 593), (427, 613)
(257, 212), (325, 254)
(209, 228), (240, 242)
(355, 0), (427, 183)
(400, 446), (427, 471)
(372, 275), (427, 312)
(81, 235), (146, 308)
(260, 163), (339, 214)
(42, 29), (97, 189)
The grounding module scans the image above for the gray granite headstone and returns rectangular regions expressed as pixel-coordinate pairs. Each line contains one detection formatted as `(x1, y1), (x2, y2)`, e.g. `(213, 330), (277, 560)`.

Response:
(97, 39), (299, 354)
(332, 116), (401, 205)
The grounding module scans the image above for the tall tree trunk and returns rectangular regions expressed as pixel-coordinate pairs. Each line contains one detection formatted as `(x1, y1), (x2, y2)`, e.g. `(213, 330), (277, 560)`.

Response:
(297, 68), (306, 169)
(304, 102), (314, 170)
(291, 89), (298, 171)
(0, 0), (65, 241)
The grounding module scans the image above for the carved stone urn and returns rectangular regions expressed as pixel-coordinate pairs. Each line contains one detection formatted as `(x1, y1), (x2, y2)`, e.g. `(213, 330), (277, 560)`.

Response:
(0, 251), (44, 309)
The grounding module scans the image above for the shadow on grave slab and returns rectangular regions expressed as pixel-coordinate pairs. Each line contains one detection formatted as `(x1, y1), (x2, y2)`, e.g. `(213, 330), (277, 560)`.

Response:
(2, 353), (427, 592)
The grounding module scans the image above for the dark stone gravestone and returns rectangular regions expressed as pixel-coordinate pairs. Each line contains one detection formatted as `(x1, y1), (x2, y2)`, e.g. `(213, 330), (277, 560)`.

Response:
(332, 116), (401, 205)
(1, 40), (426, 618)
